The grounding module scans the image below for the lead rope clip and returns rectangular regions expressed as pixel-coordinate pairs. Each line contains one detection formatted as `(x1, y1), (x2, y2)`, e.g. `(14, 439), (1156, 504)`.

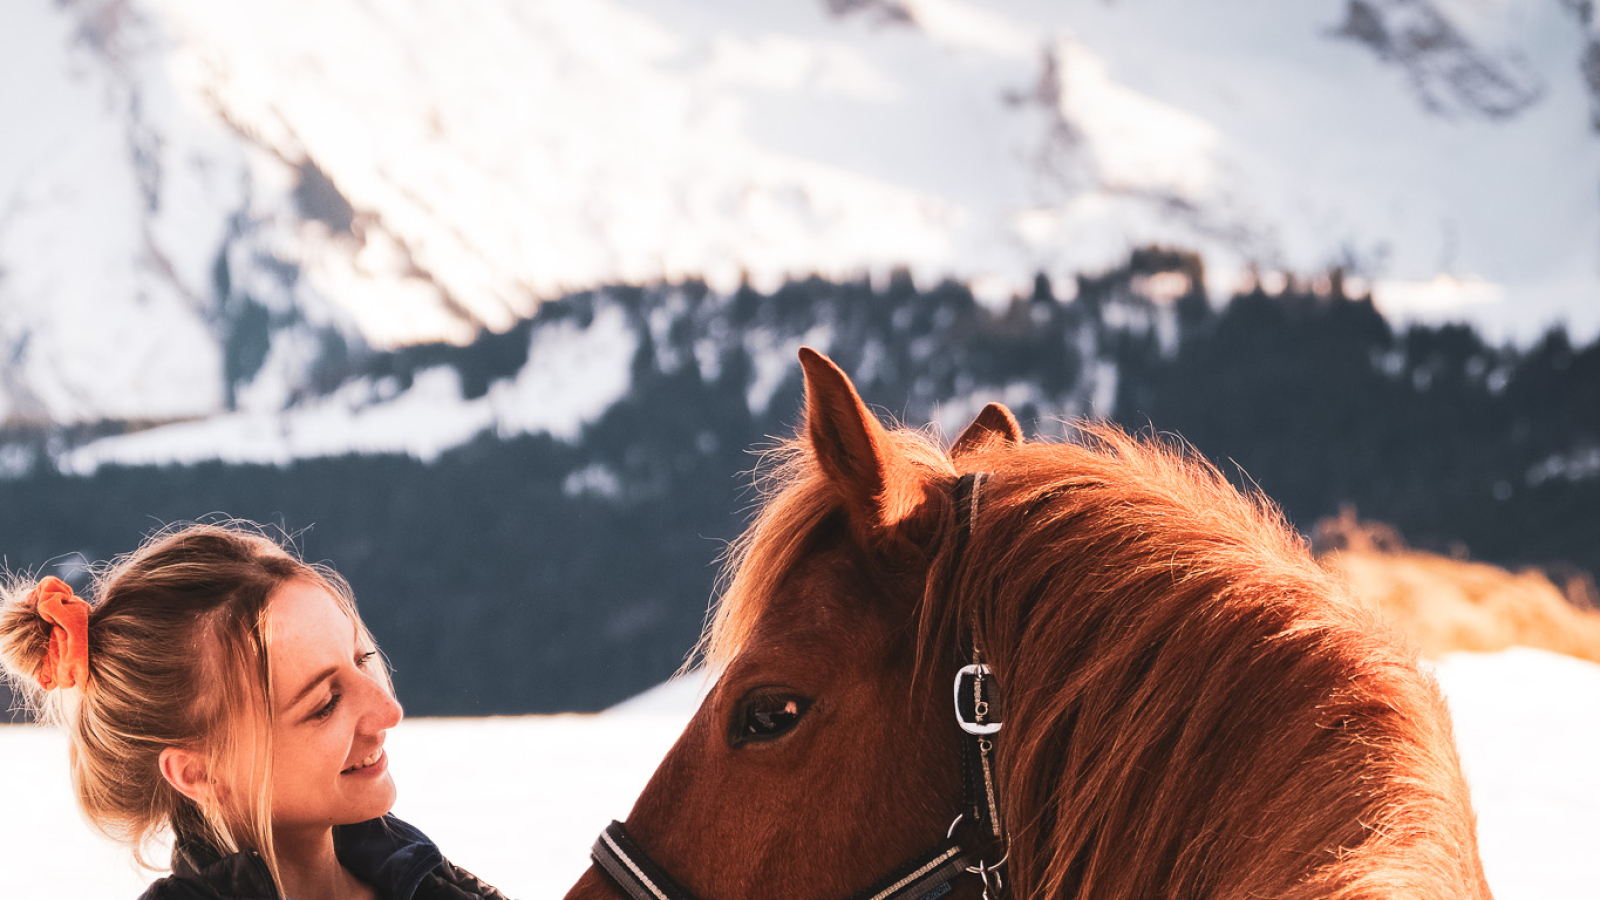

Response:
(969, 859), (1004, 900)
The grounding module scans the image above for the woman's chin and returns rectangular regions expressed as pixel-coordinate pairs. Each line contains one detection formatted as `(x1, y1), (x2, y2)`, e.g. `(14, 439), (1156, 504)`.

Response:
(342, 775), (399, 825)
(370, 776), (399, 818)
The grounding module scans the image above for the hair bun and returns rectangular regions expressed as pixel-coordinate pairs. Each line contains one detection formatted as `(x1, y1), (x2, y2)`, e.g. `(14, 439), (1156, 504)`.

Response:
(0, 575), (93, 699)
(0, 579), (53, 700)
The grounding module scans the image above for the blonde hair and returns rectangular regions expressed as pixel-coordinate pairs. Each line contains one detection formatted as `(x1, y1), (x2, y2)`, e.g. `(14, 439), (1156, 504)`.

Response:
(0, 522), (385, 891)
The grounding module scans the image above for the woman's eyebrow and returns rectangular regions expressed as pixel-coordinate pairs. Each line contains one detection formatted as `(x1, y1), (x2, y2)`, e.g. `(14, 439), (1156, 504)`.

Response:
(286, 666), (339, 712)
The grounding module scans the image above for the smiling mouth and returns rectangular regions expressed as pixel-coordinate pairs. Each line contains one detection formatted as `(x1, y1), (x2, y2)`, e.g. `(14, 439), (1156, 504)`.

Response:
(342, 747), (385, 775)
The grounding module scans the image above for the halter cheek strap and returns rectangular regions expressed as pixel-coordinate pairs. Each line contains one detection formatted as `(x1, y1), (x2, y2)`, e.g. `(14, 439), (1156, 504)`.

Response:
(947, 471), (1003, 837)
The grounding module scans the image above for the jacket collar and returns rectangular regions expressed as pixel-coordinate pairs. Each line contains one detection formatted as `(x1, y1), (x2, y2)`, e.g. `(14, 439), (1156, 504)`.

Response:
(335, 816), (444, 900)
(170, 841), (274, 900)
(171, 815), (444, 900)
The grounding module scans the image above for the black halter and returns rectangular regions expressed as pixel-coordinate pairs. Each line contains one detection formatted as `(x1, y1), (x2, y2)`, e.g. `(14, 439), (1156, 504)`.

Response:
(593, 820), (974, 900)
(590, 472), (1008, 900)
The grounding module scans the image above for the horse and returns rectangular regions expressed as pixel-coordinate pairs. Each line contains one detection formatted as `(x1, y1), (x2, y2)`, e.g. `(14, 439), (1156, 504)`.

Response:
(564, 348), (1491, 900)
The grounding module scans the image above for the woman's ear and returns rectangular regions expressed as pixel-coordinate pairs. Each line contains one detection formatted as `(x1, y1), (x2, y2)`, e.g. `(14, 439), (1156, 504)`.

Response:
(158, 746), (215, 806)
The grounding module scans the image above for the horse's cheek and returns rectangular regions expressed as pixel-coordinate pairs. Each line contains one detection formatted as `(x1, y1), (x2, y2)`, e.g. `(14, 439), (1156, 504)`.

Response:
(558, 867), (616, 900)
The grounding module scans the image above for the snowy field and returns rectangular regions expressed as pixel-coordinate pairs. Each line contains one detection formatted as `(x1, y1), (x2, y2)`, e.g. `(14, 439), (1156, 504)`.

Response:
(3, 648), (1596, 899)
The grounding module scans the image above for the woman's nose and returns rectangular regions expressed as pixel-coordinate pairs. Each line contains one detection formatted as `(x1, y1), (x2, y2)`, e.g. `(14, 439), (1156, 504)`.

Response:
(358, 673), (404, 732)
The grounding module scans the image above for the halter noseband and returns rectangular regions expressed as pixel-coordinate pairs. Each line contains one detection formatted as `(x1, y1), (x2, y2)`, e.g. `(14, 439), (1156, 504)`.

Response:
(590, 472), (1008, 900)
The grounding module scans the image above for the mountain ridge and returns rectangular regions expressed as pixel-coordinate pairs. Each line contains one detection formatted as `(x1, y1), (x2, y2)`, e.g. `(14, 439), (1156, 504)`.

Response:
(4, 0), (1599, 429)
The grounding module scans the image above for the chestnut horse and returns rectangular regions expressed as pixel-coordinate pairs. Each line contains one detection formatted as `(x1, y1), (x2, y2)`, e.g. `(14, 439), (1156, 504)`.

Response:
(565, 349), (1490, 900)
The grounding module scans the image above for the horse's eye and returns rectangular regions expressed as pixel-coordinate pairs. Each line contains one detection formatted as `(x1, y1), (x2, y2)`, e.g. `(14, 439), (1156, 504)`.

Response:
(731, 691), (811, 746)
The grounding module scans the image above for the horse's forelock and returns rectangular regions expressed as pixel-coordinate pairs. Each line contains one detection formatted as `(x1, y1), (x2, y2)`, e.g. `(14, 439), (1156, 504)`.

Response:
(693, 425), (954, 675)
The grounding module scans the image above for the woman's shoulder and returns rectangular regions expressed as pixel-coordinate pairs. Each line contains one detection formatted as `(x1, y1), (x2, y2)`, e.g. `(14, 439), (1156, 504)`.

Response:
(135, 874), (222, 900)
(137, 835), (277, 900)
(415, 857), (514, 900)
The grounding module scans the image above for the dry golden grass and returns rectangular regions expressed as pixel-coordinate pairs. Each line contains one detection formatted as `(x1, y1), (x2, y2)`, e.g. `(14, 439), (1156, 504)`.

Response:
(1322, 548), (1600, 664)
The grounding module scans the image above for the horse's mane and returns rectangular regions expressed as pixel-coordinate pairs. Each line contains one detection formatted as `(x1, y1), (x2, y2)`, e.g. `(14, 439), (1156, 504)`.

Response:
(701, 422), (1486, 899)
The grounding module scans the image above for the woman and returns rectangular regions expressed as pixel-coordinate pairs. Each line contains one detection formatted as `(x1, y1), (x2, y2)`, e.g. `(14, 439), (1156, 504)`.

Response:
(0, 522), (509, 900)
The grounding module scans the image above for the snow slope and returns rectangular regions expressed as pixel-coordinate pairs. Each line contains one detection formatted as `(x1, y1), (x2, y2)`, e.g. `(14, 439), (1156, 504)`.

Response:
(56, 300), (639, 471)
(1, 649), (1594, 898)
(0, 0), (231, 424)
(0, 0), (359, 427)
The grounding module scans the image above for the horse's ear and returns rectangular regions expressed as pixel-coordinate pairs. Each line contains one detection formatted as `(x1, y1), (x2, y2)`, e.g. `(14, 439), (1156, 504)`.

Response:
(799, 348), (930, 545)
(951, 402), (1022, 457)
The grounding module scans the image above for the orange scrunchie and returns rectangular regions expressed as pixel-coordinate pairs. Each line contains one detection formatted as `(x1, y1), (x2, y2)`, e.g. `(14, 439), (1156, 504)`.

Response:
(31, 576), (90, 691)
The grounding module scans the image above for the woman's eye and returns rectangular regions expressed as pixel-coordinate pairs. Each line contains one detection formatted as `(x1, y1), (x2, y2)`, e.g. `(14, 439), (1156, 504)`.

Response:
(313, 692), (343, 721)
(732, 692), (811, 745)
(355, 650), (377, 669)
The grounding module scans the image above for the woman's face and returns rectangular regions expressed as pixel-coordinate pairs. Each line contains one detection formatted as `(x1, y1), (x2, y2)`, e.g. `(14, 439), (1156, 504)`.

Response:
(263, 579), (402, 837)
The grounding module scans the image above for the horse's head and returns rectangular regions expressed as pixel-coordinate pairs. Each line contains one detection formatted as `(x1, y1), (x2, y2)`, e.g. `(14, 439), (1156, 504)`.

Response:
(565, 349), (1491, 900)
(564, 348), (1016, 900)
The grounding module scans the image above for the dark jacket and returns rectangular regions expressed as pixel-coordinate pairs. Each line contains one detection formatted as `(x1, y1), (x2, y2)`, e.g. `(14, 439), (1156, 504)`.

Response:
(137, 815), (511, 900)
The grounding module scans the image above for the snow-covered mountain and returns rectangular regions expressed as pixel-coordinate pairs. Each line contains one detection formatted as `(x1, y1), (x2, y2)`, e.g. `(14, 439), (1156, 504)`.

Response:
(3, 0), (1597, 431)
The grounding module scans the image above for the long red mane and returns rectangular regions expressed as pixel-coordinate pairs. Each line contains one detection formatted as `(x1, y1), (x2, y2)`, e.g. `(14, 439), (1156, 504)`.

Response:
(701, 421), (1488, 899)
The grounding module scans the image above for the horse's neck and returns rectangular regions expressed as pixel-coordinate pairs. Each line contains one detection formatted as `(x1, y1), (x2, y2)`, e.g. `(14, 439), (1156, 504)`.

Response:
(980, 577), (1485, 899)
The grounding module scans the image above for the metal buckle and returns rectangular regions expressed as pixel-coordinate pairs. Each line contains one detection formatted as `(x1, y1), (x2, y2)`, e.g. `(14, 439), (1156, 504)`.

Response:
(954, 663), (1002, 736)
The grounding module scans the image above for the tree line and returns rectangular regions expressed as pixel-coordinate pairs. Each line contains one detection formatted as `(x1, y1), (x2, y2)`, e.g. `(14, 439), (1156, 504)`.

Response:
(2, 254), (1595, 717)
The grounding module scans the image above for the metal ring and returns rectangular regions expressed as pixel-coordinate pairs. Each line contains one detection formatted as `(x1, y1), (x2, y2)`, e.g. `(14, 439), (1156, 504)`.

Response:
(967, 860), (1004, 900)
(965, 849), (1010, 874)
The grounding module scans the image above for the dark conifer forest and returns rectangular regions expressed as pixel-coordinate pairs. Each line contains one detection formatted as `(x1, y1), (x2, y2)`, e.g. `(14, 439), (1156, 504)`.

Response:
(3, 251), (1596, 717)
